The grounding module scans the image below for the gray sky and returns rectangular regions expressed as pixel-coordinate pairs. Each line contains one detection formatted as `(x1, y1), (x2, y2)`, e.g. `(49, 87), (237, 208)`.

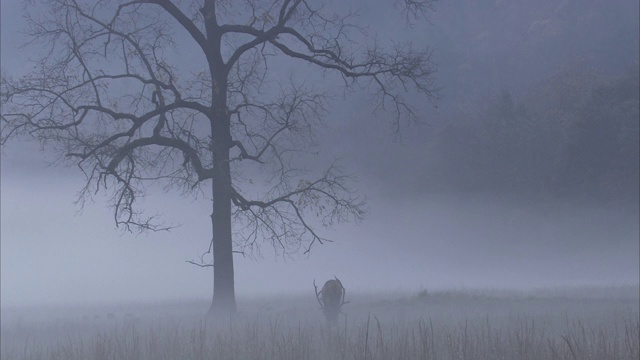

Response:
(1, 0), (638, 307)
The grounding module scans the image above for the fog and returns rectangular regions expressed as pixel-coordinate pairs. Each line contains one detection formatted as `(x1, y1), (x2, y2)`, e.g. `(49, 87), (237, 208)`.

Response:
(1, 0), (638, 310)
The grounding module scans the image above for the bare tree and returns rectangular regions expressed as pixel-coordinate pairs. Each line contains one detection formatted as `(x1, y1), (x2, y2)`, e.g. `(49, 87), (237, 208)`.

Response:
(1, 0), (436, 316)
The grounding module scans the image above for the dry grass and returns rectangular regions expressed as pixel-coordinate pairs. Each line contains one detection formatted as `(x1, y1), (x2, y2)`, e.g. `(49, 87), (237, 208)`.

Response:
(2, 286), (638, 360)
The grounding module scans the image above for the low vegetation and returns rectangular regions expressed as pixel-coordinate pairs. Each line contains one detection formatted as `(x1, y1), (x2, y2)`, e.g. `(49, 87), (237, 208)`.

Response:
(2, 286), (638, 360)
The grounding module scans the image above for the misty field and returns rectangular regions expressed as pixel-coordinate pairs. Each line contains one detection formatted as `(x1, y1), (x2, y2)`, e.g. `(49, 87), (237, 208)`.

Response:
(1, 286), (638, 360)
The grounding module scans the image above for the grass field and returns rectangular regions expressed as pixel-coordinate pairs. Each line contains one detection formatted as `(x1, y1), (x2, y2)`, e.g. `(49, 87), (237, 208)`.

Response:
(1, 286), (638, 360)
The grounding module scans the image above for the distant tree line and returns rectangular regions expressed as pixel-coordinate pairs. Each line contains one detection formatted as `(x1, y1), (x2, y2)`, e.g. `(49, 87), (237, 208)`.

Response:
(430, 57), (639, 208)
(339, 0), (638, 210)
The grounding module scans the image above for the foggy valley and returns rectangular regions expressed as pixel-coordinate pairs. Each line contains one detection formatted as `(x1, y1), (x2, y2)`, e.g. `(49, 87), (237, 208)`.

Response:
(1, 0), (638, 359)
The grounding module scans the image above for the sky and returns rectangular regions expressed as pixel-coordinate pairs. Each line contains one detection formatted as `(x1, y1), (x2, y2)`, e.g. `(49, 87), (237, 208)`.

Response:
(1, 0), (638, 308)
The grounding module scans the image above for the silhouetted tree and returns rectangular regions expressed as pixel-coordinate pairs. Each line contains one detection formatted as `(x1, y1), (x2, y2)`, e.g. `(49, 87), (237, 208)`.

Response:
(1, 0), (437, 315)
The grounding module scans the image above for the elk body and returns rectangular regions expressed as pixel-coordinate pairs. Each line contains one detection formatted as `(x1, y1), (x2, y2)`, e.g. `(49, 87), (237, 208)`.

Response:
(314, 277), (348, 325)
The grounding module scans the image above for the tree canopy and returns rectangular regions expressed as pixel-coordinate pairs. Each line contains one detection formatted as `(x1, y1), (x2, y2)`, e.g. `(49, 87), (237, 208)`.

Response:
(1, 0), (438, 314)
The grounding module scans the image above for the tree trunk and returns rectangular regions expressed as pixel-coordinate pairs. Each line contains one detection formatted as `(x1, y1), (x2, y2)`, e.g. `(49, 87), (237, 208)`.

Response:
(207, 146), (236, 316)
(203, 1), (236, 316)
(207, 102), (236, 317)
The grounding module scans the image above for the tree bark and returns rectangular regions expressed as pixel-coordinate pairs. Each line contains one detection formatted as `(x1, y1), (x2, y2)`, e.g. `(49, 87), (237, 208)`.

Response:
(205, 64), (237, 313)
(208, 170), (236, 315)
(202, 0), (236, 317)
(207, 106), (236, 316)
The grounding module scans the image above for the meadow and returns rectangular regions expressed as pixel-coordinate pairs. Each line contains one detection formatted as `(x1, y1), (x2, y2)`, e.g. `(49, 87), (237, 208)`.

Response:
(1, 286), (638, 360)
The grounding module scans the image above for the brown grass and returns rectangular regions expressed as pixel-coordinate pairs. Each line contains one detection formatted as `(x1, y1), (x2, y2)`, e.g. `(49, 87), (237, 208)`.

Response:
(2, 286), (638, 360)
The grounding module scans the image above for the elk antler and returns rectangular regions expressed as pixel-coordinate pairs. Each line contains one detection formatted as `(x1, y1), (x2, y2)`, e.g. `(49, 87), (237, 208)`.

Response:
(334, 276), (350, 307)
(313, 279), (324, 310)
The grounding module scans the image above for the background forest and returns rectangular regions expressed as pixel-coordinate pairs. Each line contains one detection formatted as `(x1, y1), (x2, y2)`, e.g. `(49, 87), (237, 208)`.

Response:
(329, 0), (639, 209)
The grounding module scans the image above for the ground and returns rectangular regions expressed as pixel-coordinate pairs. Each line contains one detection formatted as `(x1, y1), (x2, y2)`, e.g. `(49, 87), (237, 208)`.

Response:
(1, 285), (638, 359)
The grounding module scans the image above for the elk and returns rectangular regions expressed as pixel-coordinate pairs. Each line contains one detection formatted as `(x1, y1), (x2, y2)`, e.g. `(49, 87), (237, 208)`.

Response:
(314, 277), (349, 325)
